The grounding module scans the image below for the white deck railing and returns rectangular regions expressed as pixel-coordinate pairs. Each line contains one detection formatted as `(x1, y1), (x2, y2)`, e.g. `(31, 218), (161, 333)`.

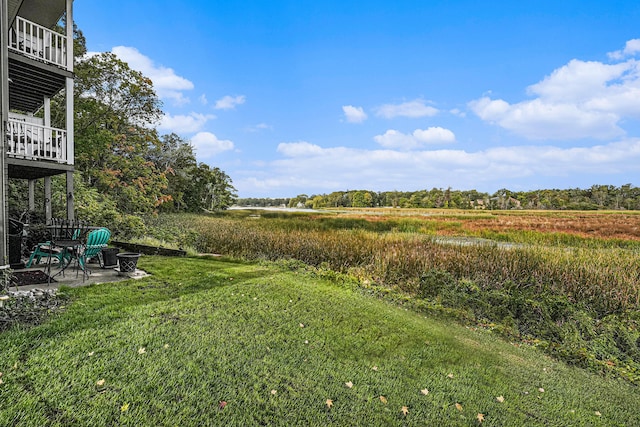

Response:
(8, 16), (68, 69)
(6, 118), (68, 163)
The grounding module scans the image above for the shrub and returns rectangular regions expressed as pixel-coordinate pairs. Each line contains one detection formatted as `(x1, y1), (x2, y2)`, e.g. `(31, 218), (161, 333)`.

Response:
(0, 288), (67, 332)
(418, 269), (455, 298)
(0, 267), (11, 294)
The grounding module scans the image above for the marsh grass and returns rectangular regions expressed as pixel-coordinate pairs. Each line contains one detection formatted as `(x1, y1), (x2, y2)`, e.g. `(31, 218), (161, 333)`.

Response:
(476, 229), (640, 249)
(166, 214), (640, 312)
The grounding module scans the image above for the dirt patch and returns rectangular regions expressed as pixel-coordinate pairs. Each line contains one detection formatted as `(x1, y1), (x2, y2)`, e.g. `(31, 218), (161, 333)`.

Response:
(11, 270), (55, 287)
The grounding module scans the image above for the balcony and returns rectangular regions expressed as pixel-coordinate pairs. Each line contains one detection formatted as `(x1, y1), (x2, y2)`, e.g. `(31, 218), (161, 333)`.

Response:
(6, 117), (68, 164)
(8, 15), (68, 70)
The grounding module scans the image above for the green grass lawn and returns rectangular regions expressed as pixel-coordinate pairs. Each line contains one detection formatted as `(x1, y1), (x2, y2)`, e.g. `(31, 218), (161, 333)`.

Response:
(1, 256), (639, 426)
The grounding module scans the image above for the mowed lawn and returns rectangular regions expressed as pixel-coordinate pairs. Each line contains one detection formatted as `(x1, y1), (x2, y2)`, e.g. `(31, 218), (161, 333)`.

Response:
(1, 256), (639, 426)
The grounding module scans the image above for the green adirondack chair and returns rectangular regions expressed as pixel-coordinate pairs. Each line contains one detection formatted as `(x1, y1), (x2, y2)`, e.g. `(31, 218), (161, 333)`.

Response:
(73, 228), (111, 281)
(26, 226), (82, 268)
(26, 241), (65, 267)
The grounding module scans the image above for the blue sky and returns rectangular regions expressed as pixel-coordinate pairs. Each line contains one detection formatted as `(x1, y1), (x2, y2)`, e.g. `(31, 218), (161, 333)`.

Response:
(75, 0), (640, 198)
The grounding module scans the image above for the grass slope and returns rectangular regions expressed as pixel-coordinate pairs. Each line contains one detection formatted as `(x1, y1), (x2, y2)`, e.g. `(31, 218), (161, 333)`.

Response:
(1, 256), (639, 426)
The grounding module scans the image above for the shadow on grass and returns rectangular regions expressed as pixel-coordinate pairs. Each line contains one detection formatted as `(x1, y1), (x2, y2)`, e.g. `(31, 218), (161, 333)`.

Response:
(13, 256), (279, 343)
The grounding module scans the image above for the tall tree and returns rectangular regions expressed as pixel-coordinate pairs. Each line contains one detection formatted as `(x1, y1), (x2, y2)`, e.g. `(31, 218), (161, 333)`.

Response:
(148, 133), (198, 211)
(203, 166), (237, 211)
(72, 52), (168, 214)
(182, 164), (237, 212)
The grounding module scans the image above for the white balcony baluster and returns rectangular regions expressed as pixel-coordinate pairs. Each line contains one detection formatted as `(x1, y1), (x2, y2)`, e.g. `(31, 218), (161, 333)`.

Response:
(8, 16), (68, 69)
(6, 118), (68, 163)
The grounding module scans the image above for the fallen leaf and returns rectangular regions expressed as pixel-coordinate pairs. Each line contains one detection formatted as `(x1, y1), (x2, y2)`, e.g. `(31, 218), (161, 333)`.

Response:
(96, 379), (105, 386)
(538, 388), (545, 393)
(88, 351), (95, 357)
(138, 347), (146, 355)
(304, 340), (309, 344)
(270, 389), (277, 395)
(371, 366), (379, 371)
(345, 381), (353, 388)
(299, 323), (305, 328)
(326, 399), (333, 408)
(164, 344), (170, 349)
(218, 401), (227, 410)
(401, 406), (409, 416)
(120, 402), (129, 412)
(447, 373), (454, 379)
(595, 411), (602, 417)
(421, 388), (429, 395)
(496, 395), (505, 403)
(477, 413), (485, 423)
(455, 403), (463, 412)
(379, 396), (387, 404)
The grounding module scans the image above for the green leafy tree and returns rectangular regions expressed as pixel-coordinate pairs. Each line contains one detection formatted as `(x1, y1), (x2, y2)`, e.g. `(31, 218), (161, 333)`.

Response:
(204, 166), (237, 211)
(311, 195), (327, 209)
(288, 194), (308, 208)
(27, 25), (238, 235)
(351, 191), (367, 208)
(149, 133), (199, 212)
(72, 52), (168, 214)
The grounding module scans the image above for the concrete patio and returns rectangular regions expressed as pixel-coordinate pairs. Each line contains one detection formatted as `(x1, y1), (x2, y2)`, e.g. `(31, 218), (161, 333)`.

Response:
(9, 261), (149, 292)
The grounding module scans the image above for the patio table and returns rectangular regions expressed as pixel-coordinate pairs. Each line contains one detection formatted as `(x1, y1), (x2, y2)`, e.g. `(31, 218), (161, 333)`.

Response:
(46, 238), (81, 283)
(44, 224), (102, 284)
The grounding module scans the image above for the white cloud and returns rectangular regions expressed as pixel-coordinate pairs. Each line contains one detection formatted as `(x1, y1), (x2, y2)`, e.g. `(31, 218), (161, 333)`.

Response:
(111, 46), (194, 106)
(277, 141), (324, 157)
(247, 123), (273, 132)
(234, 139), (640, 196)
(376, 99), (439, 118)
(470, 96), (623, 140)
(374, 127), (456, 150)
(158, 112), (216, 134)
(373, 130), (414, 149)
(527, 60), (631, 103)
(342, 105), (368, 123)
(199, 94), (208, 105)
(191, 132), (234, 158)
(469, 46), (640, 140)
(214, 95), (246, 110)
(413, 127), (456, 144)
(608, 39), (640, 60)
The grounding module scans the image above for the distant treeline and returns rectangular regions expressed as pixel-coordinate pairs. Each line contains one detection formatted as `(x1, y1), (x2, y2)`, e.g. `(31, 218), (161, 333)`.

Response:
(237, 184), (640, 210)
